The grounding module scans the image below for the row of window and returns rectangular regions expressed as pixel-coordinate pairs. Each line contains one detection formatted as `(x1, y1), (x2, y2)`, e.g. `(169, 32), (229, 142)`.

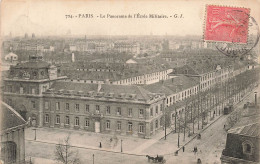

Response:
(46, 102), (158, 118)
(45, 114), (90, 127)
(6, 86), (48, 94)
(105, 120), (145, 133)
(45, 114), (145, 133)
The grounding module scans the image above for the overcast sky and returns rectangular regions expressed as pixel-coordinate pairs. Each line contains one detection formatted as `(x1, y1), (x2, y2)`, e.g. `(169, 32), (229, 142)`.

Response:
(1, 0), (260, 36)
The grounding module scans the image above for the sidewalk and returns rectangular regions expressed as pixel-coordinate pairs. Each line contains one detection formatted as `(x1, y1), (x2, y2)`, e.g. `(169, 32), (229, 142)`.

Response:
(138, 89), (255, 156)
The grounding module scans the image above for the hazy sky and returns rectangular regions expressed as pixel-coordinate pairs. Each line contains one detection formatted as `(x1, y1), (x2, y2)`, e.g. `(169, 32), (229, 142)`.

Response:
(1, 0), (260, 36)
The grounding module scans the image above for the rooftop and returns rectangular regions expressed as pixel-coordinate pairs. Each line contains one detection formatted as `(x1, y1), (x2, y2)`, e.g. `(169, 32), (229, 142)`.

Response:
(0, 102), (26, 132)
(144, 75), (200, 96)
(45, 81), (163, 102)
(228, 123), (260, 138)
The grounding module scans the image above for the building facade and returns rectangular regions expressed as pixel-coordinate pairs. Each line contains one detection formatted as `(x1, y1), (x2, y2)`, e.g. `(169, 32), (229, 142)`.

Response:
(2, 57), (166, 138)
(0, 102), (27, 164)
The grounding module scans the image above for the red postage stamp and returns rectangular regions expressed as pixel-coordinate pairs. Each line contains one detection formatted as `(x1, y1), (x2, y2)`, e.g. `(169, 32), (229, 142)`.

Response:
(204, 5), (250, 43)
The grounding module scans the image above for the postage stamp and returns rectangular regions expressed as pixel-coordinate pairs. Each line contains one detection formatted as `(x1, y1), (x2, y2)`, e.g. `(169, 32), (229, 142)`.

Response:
(204, 5), (250, 43)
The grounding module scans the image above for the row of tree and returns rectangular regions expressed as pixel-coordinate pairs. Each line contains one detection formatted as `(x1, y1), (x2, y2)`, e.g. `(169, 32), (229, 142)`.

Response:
(165, 67), (259, 143)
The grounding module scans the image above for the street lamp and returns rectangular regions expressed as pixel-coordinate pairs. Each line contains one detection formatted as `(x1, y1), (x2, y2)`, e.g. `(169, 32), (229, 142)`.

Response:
(32, 128), (37, 140)
(254, 92), (257, 106)
(121, 139), (123, 152)
(93, 154), (94, 164)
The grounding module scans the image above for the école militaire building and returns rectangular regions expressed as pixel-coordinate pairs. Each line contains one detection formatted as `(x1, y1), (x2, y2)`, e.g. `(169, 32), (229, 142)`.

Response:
(2, 56), (165, 138)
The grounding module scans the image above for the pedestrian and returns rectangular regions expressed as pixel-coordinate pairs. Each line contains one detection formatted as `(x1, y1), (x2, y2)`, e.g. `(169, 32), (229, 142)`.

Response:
(224, 124), (226, 129)
(183, 146), (185, 152)
(99, 142), (102, 148)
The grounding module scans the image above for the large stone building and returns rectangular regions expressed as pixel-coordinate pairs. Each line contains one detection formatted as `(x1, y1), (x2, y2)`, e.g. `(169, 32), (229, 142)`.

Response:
(3, 56), (165, 138)
(0, 102), (27, 164)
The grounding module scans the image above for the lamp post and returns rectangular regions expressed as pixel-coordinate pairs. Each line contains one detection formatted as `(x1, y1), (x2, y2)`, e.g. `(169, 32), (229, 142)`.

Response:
(178, 117), (180, 148)
(121, 139), (123, 152)
(32, 128), (37, 140)
(255, 92), (257, 106)
(93, 154), (94, 164)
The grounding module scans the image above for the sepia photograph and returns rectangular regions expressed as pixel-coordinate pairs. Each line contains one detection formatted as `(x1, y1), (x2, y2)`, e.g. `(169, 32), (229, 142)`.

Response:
(0, 0), (259, 163)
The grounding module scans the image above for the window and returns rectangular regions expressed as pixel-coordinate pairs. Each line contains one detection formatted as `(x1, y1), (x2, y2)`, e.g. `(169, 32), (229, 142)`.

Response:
(45, 114), (49, 123)
(128, 108), (132, 117)
(150, 108), (153, 116)
(139, 124), (144, 133)
(128, 122), (133, 132)
(44, 101), (49, 110)
(31, 88), (35, 94)
(85, 119), (90, 127)
(75, 117), (79, 126)
(7, 85), (12, 92)
(65, 116), (70, 125)
(117, 107), (121, 116)
(56, 102), (60, 110)
(20, 87), (23, 94)
(156, 106), (158, 115)
(160, 104), (163, 112)
(106, 120), (110, 129)
(117, 121), (121, 130)
(75, 104), (79, 112)
(106, 106), (110, 114)
(85, 104), (89, 112)
(56, 115), (60, 124)
(31, 101), (36, 109)
(242, 141), (253, 155)
(155, 120), (158, 129)
(96, 105), (100, 113)
(139, 109), (144, 118)
(65, 103), (69, 111)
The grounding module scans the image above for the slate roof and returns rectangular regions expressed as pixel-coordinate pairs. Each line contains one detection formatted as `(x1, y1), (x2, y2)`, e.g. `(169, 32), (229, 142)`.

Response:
(46, 81), (158, 101)
(228, 123), (260, 138)
(0, 102), (26, 132)
(13, 61), (50, 69)
(62, 61), (171, 81)
(144, 75), (200, 96)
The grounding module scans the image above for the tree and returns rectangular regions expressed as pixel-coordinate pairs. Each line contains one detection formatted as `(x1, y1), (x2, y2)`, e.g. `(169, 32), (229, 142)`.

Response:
(55, 135), (80, 164)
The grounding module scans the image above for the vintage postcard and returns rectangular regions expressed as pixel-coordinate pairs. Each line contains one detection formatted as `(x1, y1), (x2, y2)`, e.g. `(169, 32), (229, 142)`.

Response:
(0, 0), (259, 164)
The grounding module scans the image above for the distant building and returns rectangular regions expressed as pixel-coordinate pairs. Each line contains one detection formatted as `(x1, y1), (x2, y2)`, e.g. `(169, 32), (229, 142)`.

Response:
(4, 52), (18, 62)
(114, 42), (140, 55)
(0, 102), (27, 164)
(221, 123), (259, 164)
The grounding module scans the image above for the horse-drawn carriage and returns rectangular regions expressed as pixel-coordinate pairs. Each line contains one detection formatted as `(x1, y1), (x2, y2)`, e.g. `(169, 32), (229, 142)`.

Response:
(146, 155), (166, 163)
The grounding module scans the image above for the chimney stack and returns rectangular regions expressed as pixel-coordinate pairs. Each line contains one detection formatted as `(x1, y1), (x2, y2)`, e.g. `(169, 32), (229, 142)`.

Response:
(72, 53), (75, 62)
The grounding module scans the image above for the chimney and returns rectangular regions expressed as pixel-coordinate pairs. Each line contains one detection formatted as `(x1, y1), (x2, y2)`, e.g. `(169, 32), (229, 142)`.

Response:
(97, 83), (102, 92)
(72, 53), (75, 62)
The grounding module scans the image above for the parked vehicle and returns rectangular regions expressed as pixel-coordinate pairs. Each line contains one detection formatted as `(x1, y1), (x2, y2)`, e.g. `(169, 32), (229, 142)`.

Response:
(224, 105), (233, 115)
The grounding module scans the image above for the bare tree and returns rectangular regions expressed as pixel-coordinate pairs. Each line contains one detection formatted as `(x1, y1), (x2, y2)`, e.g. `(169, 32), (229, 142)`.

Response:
(55, 135), (80, 164)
